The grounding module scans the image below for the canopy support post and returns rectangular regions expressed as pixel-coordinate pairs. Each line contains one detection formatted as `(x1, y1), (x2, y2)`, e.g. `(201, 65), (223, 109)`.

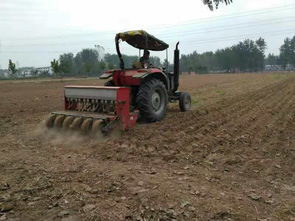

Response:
(166, 49), (169, 70)
(145, 32), (148, 51)
(115, 34), (124, 70)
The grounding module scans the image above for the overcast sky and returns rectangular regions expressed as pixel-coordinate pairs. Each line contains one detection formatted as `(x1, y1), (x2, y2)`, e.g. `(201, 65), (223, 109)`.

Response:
(0, 0), (294, 68)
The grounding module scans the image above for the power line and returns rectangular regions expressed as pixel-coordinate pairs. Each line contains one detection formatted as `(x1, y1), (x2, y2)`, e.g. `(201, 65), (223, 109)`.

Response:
(181, 30), (294, 46)
(2, 3), (294, 22)
(149, 4), (295, 30)
(1, 4), (294, 41)
(157, 18), (295, 39)
(1, 30), (293, 54)
(1, 16), (294, 48)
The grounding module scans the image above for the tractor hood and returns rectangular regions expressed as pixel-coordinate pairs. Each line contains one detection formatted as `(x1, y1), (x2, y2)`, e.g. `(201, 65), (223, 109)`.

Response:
(116, 30), (169, 51)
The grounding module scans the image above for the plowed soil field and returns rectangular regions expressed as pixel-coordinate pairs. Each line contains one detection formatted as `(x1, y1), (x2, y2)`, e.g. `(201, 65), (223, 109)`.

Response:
(0, 73), (294, 221)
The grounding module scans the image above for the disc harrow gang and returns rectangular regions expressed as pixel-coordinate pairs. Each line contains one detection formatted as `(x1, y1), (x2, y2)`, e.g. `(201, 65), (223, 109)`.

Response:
(46, 113), (108, 136)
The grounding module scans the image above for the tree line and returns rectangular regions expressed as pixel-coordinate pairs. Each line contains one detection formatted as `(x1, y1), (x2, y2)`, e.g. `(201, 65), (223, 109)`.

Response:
(265, 36), (295, 69)
(3, 35), (295, 79)
(48, 35), (293, 76)
(48, 49), (162, 77)
(180, 38), (267, 73)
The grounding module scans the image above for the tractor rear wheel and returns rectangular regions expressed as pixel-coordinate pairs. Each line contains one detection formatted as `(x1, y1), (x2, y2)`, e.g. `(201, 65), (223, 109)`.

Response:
(136, 79), (168, 122)
(179, 92), (192, 112)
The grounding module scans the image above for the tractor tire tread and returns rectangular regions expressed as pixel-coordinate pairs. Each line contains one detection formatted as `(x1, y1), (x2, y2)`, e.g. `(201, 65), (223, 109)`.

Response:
(136, 79), (168, 122)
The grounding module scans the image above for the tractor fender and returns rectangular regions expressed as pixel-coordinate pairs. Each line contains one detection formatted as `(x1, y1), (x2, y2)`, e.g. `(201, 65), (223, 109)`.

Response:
(139, 72), (170, 91)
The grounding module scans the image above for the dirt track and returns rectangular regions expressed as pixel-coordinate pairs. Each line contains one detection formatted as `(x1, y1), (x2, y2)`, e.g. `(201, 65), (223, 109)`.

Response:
(0, 73), (294, 221)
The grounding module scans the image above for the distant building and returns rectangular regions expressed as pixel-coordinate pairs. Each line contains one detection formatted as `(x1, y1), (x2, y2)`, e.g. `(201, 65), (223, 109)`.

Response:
(0, 69), (9, 78)
(18, 67), (34, 77)
(264, 65), (283, 72)
(18, 66), (53, 77)
(264, 64), (295, 72)
(285, 64), (295, 71)
(36, 66), (53, 75)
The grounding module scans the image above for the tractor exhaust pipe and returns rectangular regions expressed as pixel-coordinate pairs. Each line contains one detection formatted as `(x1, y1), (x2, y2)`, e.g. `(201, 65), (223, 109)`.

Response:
(173, 42), (180, 92)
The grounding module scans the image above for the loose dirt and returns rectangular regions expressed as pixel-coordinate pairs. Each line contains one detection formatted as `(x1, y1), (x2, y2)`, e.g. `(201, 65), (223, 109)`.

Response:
(0, 73), (294, 220)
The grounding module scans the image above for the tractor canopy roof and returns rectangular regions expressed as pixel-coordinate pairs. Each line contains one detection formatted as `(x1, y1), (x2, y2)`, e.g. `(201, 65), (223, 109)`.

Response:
(116, 30), (169, 51)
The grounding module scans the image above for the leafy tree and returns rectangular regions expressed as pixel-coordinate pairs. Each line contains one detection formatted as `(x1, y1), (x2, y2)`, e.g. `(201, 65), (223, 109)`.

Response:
(203, 0), (233, 10)
(291, 36), (295, 66)
(74, 49), (99, 76)
(98, 61), (106, 70)
(108, 63), (115, 69)
(215, 48), (235, 72)
(163, 59), (169, 70)
(265, 53), (279, 65)
(59, 53), (74, 76)
(180, 51), (216, 73)
(231, 38), (266, 72)
(279, 36), (295, 68)
(149, 56), (162, 67)
(8, 59), (17, 78)
(180, 37), (266, 73)
(256, 37), (267, 55)
(50, 59), (60, 75)
(195, 65), (209, 74)
(104, 53), (119, 69)
(122, 55), (139, 68)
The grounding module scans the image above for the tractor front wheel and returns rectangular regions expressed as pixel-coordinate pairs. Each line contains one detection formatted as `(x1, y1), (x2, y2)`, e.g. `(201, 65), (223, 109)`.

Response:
(136, 79), (168, 122)
(179, 92), (192, 112)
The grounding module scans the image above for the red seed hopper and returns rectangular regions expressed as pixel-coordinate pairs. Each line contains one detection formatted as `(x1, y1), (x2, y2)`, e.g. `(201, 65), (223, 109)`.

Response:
(46, 85), (138, 135)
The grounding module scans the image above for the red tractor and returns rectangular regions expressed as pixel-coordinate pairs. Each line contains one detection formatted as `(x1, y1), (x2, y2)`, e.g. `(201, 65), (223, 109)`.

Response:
(46, 30), (191, 135)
